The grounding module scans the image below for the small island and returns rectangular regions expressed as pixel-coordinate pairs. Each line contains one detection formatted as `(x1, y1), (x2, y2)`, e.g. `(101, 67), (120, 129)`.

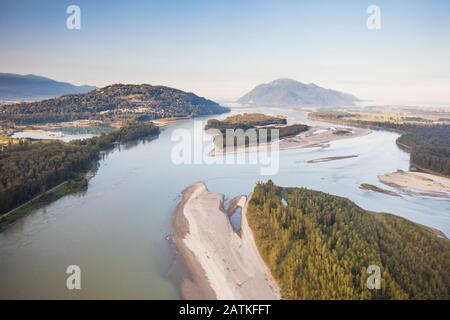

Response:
(206, 113), (373, 156)
(307, 155), (359, 163)
(359, 183), (399, 197)
(378, 170), (450, 199)
(206, 113), (309, 153)
(205, 113), (287, 132)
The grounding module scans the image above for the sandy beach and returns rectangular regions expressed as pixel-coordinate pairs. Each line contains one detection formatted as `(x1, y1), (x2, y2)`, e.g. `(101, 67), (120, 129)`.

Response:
(210, 126), (371, 156)
(279, 126), (371, 150)
(172, 182), (281, 300)
(379, 171), (450, 199)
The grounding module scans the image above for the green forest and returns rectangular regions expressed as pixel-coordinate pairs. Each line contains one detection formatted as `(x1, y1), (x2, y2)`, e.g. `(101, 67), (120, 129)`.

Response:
(311, 112), (450, 177)
(0, 122), (159, 215)
(247, 181), (450, 300)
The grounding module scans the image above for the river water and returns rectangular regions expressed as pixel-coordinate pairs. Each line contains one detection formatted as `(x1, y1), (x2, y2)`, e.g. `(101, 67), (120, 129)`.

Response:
(1, 106), (449, 299)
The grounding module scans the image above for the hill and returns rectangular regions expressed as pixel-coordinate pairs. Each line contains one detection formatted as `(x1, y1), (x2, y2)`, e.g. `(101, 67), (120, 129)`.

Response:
(0, 73), (95, 101)
(0, 84), (230, 124)
(238, 78), (359, 107)
(247, 181), (450, 299)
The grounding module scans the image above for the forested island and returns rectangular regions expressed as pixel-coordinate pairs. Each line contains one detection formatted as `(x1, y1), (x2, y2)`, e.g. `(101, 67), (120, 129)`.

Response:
(311, 112), (450, 177)
(0, 122), (159, 228)
(206, 113), (309, 149)
(247, 181), (450, 299)
(0, 84), (230, 125)
(205, 113), (287, 131)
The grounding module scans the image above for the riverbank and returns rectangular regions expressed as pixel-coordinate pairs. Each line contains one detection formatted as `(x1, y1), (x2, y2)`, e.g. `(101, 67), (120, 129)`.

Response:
(0, 171), (89, 231)
(0, 122), (160, 231)
(379, 170), (450, 199)
(309, 111), (450, 178)
(172, 182), (281, 300)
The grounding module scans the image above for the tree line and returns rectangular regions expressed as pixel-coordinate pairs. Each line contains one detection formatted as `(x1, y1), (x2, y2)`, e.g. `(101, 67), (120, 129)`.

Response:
(206, 113), (309, 149)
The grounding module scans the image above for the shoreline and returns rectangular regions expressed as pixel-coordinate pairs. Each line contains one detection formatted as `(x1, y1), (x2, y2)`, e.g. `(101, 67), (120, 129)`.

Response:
(172, 182), (281, 300)
(172, 183), (217, 299)
(308, 113), (450, 199)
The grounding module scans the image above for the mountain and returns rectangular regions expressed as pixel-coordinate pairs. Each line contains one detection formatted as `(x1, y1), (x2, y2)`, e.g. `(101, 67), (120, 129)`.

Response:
(0, 84), (230, 124)
(0, 73), (96, 101)
(238, 78), (359, 107)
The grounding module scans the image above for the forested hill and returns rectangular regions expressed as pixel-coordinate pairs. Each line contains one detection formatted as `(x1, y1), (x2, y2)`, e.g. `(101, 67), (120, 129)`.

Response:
(247, 181), (450, 300)
(0, 84), (230, 124)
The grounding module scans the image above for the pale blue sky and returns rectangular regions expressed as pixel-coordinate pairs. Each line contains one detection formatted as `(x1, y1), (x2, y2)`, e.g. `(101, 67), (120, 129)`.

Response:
(1, 0), (449, 105)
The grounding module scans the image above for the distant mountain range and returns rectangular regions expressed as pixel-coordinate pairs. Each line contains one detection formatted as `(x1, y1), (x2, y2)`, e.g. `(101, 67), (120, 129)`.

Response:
(0, 73), (96, 101)
(0, 84), (230, 124)
(238, 78), (360, 107)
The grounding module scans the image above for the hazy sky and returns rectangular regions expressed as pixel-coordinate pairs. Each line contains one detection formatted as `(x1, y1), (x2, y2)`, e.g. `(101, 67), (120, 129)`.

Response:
(1, 0), (450, 105)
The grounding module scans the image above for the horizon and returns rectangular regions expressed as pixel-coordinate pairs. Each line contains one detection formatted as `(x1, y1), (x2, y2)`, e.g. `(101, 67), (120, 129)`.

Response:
(1, 0), (450, 106)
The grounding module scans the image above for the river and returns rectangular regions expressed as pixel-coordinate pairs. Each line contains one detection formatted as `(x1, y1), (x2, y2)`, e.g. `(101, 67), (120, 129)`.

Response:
(1, 105), (449, 299)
